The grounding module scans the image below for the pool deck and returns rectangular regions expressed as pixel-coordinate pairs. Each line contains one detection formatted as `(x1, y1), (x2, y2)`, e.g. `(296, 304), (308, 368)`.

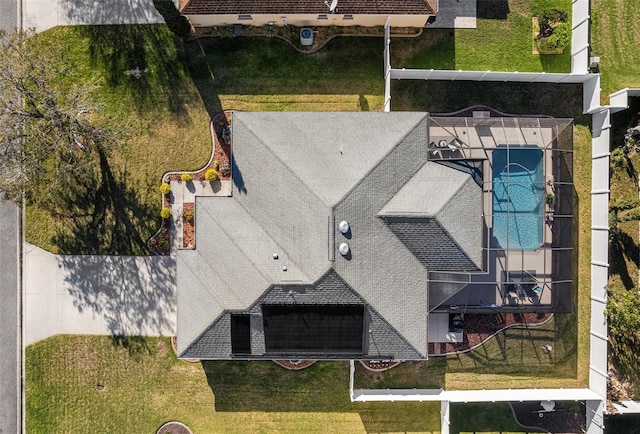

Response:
(427, 118), (563, 312)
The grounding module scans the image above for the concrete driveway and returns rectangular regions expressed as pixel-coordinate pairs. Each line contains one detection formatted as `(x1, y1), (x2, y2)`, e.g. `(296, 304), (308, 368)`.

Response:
(25, 244), (176, 345)
(24, 0), (164, 32)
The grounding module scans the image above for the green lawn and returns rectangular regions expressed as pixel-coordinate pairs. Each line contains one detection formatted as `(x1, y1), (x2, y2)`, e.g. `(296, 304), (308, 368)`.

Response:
(26, 336), (441, 433)
(591, 0), (640, 97)
(450, 403), (528, 434)
(607, 100), (640, 393)
(392, 0), (571, 73)
(25, 28), (385, 254)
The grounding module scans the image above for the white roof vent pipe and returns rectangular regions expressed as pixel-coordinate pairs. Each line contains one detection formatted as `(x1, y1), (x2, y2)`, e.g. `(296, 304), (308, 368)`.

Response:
(339, 242), (350, 256)
(338, 220), (350, 234)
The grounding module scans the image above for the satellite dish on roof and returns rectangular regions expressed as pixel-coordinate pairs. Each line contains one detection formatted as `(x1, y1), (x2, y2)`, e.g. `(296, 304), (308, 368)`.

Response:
(324, 0), (338, 12)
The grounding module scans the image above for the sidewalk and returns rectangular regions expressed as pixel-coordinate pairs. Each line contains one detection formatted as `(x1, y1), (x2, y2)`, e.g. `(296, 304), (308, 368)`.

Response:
(25, 243), (176, 345)
(24, 0), (164, 33)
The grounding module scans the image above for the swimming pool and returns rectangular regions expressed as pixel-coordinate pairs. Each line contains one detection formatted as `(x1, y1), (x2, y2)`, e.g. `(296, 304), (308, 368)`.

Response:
(492, 147), (544, 250)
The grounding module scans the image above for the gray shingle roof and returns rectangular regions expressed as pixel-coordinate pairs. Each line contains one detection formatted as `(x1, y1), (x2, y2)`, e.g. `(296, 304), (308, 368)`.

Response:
(178, 112), (485, 360)
(181, 270), (421, 359)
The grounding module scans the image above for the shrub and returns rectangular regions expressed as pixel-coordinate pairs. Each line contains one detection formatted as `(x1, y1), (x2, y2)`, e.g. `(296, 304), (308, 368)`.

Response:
(157, 236), (170, 253)
(264, 25), (277, 38)
(160, 207), (171, 219)
(538, 22), (571, 52)
(159, 182), (171, 195)
(539, 8), (568, 36)
(205, 168), (218, 181)
(213, 161), (220, 170)
(181, 173), (192, 182)
(152, 0), (192, 38)
(184, 209), (195, 223)
(545, 193), (555, 204)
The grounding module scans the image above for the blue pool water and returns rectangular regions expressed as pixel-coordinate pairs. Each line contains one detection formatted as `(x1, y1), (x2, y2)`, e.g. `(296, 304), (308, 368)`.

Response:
(492, 147), (544, 250)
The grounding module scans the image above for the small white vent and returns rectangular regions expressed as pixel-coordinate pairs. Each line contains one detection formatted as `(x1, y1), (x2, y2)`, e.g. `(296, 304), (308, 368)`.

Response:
(338, 220), (349, 234)
(338, 242), (350, 256)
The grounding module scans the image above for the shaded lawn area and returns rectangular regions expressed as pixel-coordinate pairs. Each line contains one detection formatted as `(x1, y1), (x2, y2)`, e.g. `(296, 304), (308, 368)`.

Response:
(392, 0), (571, 73)
(591, 0), (640, 97)
(25, 28), (386, 255)
(607, 100), (640, 393)
(26, 336), (441, 433)
(183, 36), (385, 114)
(449, 403), (529, 434)
(25, 25), (212, 255)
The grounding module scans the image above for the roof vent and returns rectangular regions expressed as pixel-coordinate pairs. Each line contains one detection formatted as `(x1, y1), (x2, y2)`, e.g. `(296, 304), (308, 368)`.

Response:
(338, 220), (350, 234)
(338, 242), (350, 256)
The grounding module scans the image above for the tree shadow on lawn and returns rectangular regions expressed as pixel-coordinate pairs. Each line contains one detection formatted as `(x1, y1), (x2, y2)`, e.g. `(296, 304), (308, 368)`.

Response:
(391, 80), (585, 122)
(57, 252), (176, 353)
(183, 36), (383, 117)
(609, 229), (639, 291)
(51, 149), (156, 256)
(78, 25), (194, 119)
(201, 360), (439, 432)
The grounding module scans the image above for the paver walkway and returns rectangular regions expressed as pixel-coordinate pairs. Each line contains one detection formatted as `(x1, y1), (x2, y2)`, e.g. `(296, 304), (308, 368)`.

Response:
(25, 243), (176, 345)
(169, 179), (232, 252)
(24, 0), (164, 33)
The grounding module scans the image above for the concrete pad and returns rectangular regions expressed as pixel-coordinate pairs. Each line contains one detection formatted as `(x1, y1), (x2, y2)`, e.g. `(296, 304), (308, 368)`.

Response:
(425, 0), (476, 29)
(23, 0), (58, 32)
(25, 244), (176, 345)
(25, 0), (164, 32)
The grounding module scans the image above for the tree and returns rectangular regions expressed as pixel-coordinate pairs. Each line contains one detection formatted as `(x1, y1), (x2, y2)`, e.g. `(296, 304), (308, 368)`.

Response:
(0, 29), (114, 207)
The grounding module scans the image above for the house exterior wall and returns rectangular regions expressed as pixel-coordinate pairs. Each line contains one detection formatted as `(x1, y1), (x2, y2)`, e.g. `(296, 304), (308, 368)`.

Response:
(185, 13), (430, 28)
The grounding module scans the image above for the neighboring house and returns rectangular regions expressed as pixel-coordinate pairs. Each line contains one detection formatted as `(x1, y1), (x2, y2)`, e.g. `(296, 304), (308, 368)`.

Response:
(179, 0), (437, 28)
(176, 111), (574, 360)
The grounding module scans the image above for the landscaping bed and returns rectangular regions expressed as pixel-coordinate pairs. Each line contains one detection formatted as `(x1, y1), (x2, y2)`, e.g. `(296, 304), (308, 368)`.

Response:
(182, 202), (194, 248)
(428, 312), (552, 356)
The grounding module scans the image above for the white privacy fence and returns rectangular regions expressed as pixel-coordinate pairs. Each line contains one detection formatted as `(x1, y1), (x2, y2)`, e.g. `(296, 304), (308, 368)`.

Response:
(368, 2), (620, 432)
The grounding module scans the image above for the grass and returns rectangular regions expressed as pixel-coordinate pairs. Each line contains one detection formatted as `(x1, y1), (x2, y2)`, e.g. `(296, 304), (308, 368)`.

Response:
(25, 26), (212, 254)
(26, 336), (441, 433)
(607, 100), (640, 394)
(449, 403), (527, 434)
(591, 0), (640, 97)
(392, 0), (571, 73)
(25, 28), (385, 255)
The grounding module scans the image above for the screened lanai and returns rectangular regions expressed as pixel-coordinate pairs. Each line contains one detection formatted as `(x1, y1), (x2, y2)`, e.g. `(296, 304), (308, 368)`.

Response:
(426, 114), (574, 314)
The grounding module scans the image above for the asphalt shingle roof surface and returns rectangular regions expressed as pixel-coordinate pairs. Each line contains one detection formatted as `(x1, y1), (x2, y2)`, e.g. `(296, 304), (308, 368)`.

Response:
(182, 0), (435, 15)
(178, 112), (483, 359)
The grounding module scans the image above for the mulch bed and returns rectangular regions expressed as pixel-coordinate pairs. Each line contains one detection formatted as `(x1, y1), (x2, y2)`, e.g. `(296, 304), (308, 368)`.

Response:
(510, 401), (586, 433)
(359, 360), (401, 371)
(428, 312), (552, 356)
(273, 360), (316, 370)
(182, 202), (195, 248)
(157, 421), (193, 434)
(170, 336), (200, 363)
(148, 222), (170, 256)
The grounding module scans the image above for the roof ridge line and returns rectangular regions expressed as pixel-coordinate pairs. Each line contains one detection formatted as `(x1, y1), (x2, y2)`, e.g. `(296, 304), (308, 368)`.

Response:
(432, 167), (471, 215)
(236, 114), (332, 208)
(333, 112), (430, 210)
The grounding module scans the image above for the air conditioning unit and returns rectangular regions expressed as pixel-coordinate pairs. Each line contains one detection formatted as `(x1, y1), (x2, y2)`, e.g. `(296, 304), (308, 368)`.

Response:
(300, 28), (314, 46)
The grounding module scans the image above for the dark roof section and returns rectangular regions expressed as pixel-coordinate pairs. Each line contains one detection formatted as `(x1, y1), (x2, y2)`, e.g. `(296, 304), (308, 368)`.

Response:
(181, 0), (435, 15)
(180, 270), (423, 359)
(230, 314), (251, 354)
(262, 304), (365, 355)
(384, 217), (481, 272)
